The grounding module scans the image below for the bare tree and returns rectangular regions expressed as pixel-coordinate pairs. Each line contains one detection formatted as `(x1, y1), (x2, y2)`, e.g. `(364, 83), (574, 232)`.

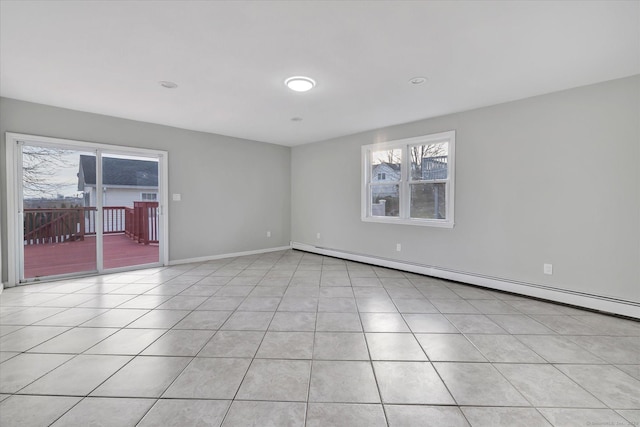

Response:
(410, 143), (447, 179)
(384, 149), (402, 165)
(377, 145), (446, 170)
(22, 146), (74, 197)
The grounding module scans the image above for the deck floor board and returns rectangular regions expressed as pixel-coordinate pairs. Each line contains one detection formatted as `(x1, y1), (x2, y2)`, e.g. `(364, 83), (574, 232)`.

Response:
(24, 234), (159, 278)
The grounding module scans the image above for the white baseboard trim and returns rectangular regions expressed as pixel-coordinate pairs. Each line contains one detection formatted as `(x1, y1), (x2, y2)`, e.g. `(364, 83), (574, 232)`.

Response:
(169, 246), (292, 266)
(292, 242), (639, 319)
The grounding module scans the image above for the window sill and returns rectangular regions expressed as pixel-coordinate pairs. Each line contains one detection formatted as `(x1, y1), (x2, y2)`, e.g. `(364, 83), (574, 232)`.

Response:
(361, 216), (455, 228)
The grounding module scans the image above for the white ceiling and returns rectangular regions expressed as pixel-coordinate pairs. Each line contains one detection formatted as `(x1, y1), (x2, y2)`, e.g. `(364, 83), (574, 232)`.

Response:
(1, 1), (638, 146)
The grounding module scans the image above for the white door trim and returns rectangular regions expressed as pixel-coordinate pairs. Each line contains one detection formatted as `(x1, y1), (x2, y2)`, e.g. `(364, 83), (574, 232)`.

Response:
(4, 132), (169, 286)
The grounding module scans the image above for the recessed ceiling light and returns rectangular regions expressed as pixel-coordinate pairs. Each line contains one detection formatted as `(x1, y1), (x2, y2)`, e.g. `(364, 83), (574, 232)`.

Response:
(291, 117), (303, 122)
(159, 81), (178, 89)
(285, 76), (316, 92)
(409, 77), (427, 85)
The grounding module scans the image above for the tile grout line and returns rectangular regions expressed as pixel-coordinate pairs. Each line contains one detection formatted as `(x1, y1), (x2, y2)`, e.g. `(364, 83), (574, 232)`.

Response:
(1, 249), (639, 425)
(351, 266), (391, 427)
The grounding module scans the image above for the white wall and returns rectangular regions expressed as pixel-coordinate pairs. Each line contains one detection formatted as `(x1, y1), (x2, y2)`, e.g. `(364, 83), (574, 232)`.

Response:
(2, 76), (638, 310)
(292, 75), (640, 305)
(0, 98), (291, 282)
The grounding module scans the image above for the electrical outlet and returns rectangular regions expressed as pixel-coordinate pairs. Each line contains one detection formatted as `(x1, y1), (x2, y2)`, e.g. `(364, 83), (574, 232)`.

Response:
(396, 243), (401, 252)
(172, 193), (181, 201)
(266, 231), (271, 237)
(316, 232), (321, 239)
(544, 263), (553, 275)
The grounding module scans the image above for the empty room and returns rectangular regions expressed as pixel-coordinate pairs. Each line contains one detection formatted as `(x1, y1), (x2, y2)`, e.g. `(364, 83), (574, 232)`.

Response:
(0, 1), (638, 426)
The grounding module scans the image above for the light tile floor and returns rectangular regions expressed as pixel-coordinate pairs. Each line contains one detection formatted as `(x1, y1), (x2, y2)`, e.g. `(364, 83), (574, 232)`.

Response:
(0, 250), (638, 426)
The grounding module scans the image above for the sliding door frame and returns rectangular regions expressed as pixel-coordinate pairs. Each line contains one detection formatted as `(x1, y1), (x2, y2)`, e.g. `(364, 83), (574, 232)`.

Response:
(5, 132), (169, 286)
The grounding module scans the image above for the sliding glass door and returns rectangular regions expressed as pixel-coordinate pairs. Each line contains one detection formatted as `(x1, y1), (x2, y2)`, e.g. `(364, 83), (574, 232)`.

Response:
(13, 136), (167, 284)
(22, 146), (98, 279)
(101, 153), (160, 269)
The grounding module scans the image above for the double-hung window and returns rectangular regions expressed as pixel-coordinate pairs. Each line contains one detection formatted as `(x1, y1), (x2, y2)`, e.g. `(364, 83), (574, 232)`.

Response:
(361, 130), (455, 228)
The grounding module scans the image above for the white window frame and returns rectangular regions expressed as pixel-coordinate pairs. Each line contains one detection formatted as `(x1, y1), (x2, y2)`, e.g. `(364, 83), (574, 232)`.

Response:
(361, 130), (455, 228)
(141, 192), (158, 201)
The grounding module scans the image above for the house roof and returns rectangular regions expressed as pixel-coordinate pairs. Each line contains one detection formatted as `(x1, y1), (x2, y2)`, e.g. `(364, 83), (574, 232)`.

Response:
(373, 162), (401, 172)
(79, 155), (158, 187)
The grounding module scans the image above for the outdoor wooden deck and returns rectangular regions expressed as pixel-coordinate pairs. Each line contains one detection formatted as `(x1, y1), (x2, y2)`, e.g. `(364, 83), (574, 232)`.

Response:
(24, 234), (159, 278)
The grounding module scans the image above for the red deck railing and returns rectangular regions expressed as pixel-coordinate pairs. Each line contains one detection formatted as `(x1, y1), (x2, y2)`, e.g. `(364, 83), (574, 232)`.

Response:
(24, 203), (159, 246)
(125, 202), (159, 245)
(23, 208), (85, 244)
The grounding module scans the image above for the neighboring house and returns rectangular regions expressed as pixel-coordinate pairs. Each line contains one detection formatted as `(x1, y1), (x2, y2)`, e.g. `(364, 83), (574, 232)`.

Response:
(371, 162), (401, 216)
(372, 162), (401, 183)
(77, 155), (159, 208)
(371, 162), (401, 199)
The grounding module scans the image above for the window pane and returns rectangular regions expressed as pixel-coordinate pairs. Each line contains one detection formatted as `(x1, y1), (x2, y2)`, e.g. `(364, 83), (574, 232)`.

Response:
(371, 184), (399, 217)
(371, 149), (401, 182)
(410, 183), (446, 219)
(102, 153), (159, 269)
(409, 143), (448, 180)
